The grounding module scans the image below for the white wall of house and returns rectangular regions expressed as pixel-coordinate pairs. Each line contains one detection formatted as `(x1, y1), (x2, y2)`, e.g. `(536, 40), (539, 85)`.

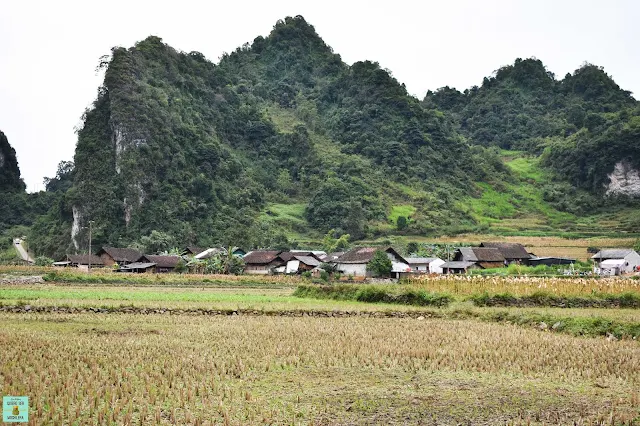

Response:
(336, 263), (368, 277)
(624, 251), (640, 273)
(429, 259), (445, 274)
(245, 265), (271, 275)
(411, 264), (428, 272)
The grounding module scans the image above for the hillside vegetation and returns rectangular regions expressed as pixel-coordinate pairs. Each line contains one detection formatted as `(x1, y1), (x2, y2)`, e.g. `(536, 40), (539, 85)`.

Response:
(2, 18), (639, 258)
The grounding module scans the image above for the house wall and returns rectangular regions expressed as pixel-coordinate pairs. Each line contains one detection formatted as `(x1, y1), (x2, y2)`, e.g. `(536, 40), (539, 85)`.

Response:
(429, 259), (445, 274)
(336, 263), (368, 277)
(245, 264), (271, 275)
(624, 252), (640, 273)
(411, 264), (429, 272)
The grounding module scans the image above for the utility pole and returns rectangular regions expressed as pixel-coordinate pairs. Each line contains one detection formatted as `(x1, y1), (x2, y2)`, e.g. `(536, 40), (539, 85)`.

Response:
(88, 221), (94, 273)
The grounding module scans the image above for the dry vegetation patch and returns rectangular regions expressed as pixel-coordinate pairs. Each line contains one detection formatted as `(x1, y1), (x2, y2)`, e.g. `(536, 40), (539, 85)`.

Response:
(0, 313), (638, 425)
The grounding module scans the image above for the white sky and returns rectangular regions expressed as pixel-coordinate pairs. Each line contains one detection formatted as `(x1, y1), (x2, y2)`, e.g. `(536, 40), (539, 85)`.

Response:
(1, 0), (638, 192)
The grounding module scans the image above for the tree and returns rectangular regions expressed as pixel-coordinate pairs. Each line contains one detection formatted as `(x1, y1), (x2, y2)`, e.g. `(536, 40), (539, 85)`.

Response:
(367, 250), (392, 277)
(321, 230), (350, 253)
(140, 230), (175, 254)
(406, 242), (419, 255)
(396, 216), (407, 231)
(634, 239), (640, 253)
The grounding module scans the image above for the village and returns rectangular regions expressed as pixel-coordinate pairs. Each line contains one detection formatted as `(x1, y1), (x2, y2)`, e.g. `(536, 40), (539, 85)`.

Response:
(49, 242), (640, 278)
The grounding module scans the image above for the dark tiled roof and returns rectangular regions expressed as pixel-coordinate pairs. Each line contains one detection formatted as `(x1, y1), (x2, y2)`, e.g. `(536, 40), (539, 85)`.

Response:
(592, 249), (634, 259)
(143, 255), (182, 268)
(243, 250), (282, 265)
(480, 242), (531, 260)
(67, 254), (104, 265)
(406, 257), (440, 264)
(456, 247), (505, 262)
(98, 247), (143, 262)
(184, 246), (205, 255)
(336, 247), (378, 264)
(292, 255), (321, 267)
(441, 261), (475, 269)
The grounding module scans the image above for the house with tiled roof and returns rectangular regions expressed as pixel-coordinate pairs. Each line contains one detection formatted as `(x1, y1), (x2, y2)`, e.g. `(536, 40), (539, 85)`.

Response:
(96, 247), (143, 267)
(335, 247), (409, 277)
(139, 255), (183, 273)
(592, 249), (640, 275)
(242, 250), (285, 274)
(479, 242), (531, 264)
(453, 247), (506, 269)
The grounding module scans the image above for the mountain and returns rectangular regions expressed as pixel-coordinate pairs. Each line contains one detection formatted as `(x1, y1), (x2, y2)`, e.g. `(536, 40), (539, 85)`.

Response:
(0, 131), (25, 193)
(425, 58), (640, 197)
(29, 16), (510, 258)
(15, 18), (640, 258)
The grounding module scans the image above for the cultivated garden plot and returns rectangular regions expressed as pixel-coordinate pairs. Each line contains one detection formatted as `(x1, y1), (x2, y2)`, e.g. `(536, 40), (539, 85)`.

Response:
(1, 313), (639, 425)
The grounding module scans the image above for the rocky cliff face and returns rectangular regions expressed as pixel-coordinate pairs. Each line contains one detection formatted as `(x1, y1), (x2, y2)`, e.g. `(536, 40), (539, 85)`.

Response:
(606, 161), (640, 197)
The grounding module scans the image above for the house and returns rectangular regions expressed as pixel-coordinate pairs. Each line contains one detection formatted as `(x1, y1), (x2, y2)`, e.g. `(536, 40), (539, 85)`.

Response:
(140, 255), (182, 273)
(441, 261), (478, 274)
(405, 257), (445, 274)
(335, 247), (409, 277)
(479, 242), (531, 264)
(193, 247), (227, 260)
(119, 262), (157, 273)
(242, 250), (285, 274)
(592, 249), (640, 275)
(453, 247), (506, 269)
(528, 257), (576, 267)
(285, 255), (321, 274)
(322, 252), (345, 262)
(96, 247), (143, 267)
(65, 254), (105, 268)
(182, 246), (205, 257)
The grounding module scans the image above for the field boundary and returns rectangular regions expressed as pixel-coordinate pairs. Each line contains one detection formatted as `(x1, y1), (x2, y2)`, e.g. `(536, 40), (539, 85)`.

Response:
(2, 304), (639, 340)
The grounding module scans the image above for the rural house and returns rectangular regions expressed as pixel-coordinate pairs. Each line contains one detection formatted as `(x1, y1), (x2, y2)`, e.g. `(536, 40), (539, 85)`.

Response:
(479, 242), (531, 264)
(284, 255), (321, 274)
(96, 247), (143, 267)
(405, 257), (445, 274)
(182, 246), (205, 257)
(441, 261), (478, 274)
(242, 250), (285, 274)
(63, 254), (105, 268)
(592, 249), (640, 275)
(140, 255), (183, 273)
(453, 247), (506, 269)
(119, 262), (157, 273)
(335, 247), (409, 277)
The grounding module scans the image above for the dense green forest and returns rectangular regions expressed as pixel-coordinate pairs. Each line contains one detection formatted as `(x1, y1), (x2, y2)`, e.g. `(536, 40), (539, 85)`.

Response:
(2, 17), (640, 259)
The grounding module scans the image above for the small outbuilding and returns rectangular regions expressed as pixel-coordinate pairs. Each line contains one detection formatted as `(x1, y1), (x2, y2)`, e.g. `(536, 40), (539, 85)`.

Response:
(441, 261), (478, 274)
(527, 256), (576, 267)
(140, 255), (182, 273)
(335, 247), (409, 277)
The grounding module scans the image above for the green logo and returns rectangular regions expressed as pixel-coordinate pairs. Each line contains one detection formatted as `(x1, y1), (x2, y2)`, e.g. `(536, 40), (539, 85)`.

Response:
(3, 396), (28, 423)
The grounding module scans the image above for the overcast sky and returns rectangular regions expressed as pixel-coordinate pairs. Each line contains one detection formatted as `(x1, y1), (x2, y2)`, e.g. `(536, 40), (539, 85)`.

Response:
(1, 0), (638, 192)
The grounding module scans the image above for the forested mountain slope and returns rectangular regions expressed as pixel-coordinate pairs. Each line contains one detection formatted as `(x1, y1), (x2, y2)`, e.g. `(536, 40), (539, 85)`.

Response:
(425, 58), (640, 195)
(5, 18), (638, 259)
(30, 16), (511, 258)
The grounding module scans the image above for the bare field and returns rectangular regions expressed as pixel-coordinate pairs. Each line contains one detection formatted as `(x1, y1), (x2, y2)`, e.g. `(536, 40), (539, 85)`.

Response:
(1, 313), (639, 425)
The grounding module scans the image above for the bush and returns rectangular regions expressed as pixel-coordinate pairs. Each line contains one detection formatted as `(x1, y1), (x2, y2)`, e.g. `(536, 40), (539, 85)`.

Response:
(34, 256), (54, 267)
(293, 284), (453, 307)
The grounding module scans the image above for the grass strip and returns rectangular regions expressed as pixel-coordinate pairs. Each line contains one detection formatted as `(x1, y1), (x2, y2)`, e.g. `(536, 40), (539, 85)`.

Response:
(470, 291), (640, 308)
(293, 284), (453, 307)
